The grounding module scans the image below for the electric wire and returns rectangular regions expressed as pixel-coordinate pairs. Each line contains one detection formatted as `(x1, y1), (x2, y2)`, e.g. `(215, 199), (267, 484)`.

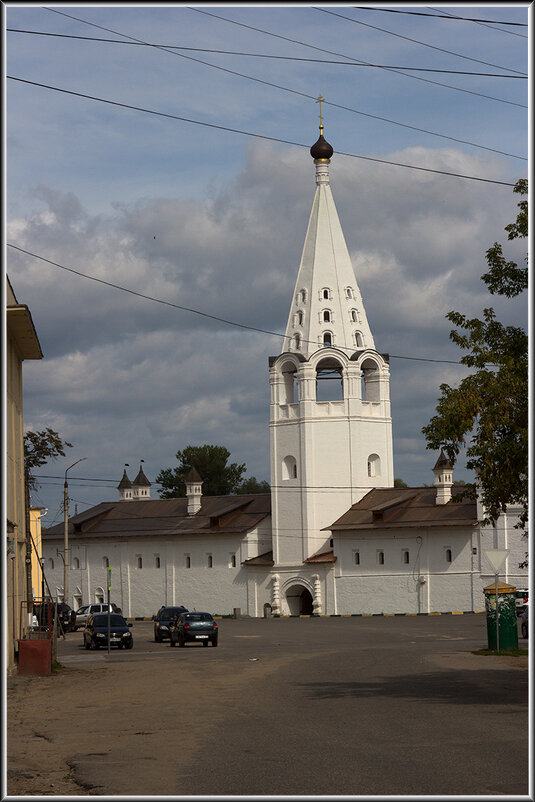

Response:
(6, 243), (502, 367)
(41, 7), (528, 157)
(426, 5), (528, 39)
(188, 6), (526, 108)
(315, 7), (527, 76)
(6, 29), (527, 78)
(354, 7), (528, 29)
(7, 77), (525, 173)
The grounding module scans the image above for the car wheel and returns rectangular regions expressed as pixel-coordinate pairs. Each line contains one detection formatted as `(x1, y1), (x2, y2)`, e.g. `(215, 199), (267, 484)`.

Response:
(212, 639), (218, 647)
(125, 641), (133, 650)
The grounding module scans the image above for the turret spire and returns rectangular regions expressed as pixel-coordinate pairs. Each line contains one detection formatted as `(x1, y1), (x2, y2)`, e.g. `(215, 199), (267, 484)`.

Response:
(283, 115), (374, 357)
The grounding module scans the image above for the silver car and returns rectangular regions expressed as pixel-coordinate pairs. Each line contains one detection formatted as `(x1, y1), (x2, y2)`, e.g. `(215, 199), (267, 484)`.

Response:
(73, 603), (120, 631)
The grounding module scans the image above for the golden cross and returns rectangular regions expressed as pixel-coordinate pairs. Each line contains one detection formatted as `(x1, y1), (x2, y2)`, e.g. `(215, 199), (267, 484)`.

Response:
(315, 94), (325, 129)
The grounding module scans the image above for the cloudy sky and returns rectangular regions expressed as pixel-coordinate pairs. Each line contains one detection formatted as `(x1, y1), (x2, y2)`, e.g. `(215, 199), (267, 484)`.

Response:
(5, 3), (528, 527)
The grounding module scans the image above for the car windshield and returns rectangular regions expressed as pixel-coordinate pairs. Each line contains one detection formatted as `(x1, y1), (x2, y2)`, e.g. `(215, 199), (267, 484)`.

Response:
(92, 614), (125, 627)
(161, 607), (184, 620)
(184, 614), (212, 622)
(515, 591), (528, 598)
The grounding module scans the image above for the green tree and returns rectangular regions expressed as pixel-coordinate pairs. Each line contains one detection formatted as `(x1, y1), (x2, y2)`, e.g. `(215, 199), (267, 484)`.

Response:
(422, 179), (528, 536)
(237, 476), (271, 494)
(24, 427), (73, 490)
(156, 445), (247, 499)
(393, 477), (408, 488)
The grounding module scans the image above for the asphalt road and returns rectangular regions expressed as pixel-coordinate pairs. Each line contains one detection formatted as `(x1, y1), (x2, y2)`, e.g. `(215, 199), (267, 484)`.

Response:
(8, 614), (529, 797)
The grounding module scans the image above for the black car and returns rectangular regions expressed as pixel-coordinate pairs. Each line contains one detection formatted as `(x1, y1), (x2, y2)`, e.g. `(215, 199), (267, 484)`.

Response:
(33, 602), (76, 633)
(83, 613), (133, 650)
(170, 612), (218, 647)
(154, 605), (189, 642)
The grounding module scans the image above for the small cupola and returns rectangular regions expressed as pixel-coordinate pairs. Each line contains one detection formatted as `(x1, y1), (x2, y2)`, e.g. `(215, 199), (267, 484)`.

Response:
(185, 468), (203, 516)
(432, 451), (453, 505)
(118, 465), (133, 502)
(310, 129), (334, 162)
(132, 460), (151, 501)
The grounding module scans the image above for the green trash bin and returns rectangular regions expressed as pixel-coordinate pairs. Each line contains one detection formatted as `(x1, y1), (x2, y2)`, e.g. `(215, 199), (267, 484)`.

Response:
(483, 581), (518, 650)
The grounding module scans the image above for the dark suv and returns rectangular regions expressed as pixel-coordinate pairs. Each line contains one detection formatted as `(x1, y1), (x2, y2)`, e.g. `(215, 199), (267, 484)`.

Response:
(170, 612), (218, 647)
(33, 602), (76, 633)
(154, 605), (188, 642)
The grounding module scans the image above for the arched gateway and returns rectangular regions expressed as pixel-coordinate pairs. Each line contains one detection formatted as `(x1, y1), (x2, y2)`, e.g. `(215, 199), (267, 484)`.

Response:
(286, 584), (314, 616)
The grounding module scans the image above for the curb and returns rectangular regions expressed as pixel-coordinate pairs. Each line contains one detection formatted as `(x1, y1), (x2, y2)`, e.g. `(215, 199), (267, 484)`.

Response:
(126, 611), (486, 622)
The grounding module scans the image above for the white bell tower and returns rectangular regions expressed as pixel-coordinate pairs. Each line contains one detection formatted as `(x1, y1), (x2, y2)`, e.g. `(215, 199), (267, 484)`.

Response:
(269, 118), (394, 565)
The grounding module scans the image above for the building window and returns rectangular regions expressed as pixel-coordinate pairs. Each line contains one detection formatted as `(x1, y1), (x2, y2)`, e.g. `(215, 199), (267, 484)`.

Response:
(296, 310), (304, 326)
(354, 331), (363, 348)
(323, 310), (331, 323)
(207, 554), (213, 568)
(368, 454), (381, 477)
(103, 556), (109, 568)
(345, 287), (353, 299)
(229, 553), (237, 568)
(323, 332), (332, 347)
(377, 550), (385, 565)
(73, 557), (80, 569)
(351, 309), (359, 323)
(354, 551), (360, 566)
(185, 554), (191, 568)
(48, 558), (54, 570)
(322, 288), (330, 300)
(294, 333), (301, 350)
(282, 455), (297, 481)
(402, 550), (410, 564)
(154, 555), (161, 568)
(445, 548), (452, 563)
(95, 587), (104, 604)
(299, 289), (307, 304)
(137, 555), (143, 569)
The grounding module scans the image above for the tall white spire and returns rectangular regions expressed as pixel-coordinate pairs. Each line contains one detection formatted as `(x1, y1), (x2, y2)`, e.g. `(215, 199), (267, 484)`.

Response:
(282, 125), (374, 358)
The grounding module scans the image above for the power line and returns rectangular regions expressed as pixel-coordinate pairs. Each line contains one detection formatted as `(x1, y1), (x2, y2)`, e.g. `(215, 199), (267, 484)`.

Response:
(7, 77), (525, 175)
(353, 7), (528, 27)
(187, 7), (526, 109)
(40, 9), (528, 158)
(426, 6), (528, 39)
(6, 29), (527, 78)
(315, 7), (527, 76)
(6, 243), (494, 367)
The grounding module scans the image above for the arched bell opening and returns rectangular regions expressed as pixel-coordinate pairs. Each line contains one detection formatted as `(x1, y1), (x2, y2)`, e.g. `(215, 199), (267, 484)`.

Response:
(360, 357), (381, 402)
(315, 356), (344, 402)
(279, 360), (298, 404)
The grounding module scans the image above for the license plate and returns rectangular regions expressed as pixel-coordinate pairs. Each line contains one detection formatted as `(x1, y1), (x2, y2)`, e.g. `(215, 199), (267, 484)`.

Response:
(195, 635), (208, 639)
(111, 638), (120, 643)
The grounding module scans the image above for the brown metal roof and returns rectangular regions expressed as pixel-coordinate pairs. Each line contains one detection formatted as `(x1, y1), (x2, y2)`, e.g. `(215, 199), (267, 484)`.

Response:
(327, 486), (477, 531)
(43, 494), (271, 540)
(242, 550), (274, 566)
(304, 549), (337, 563)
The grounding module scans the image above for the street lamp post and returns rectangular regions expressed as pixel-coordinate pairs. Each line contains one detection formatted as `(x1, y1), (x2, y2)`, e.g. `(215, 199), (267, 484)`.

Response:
(63, 457), (87, 608)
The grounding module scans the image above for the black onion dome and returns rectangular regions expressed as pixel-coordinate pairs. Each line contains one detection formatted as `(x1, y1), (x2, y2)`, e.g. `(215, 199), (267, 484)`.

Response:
(310, 132), (334, 160)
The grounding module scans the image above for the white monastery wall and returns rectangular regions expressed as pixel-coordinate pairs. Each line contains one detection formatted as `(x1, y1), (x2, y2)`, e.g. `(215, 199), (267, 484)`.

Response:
(43, 522), (273, 618)
(333, 526), (483, 614)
